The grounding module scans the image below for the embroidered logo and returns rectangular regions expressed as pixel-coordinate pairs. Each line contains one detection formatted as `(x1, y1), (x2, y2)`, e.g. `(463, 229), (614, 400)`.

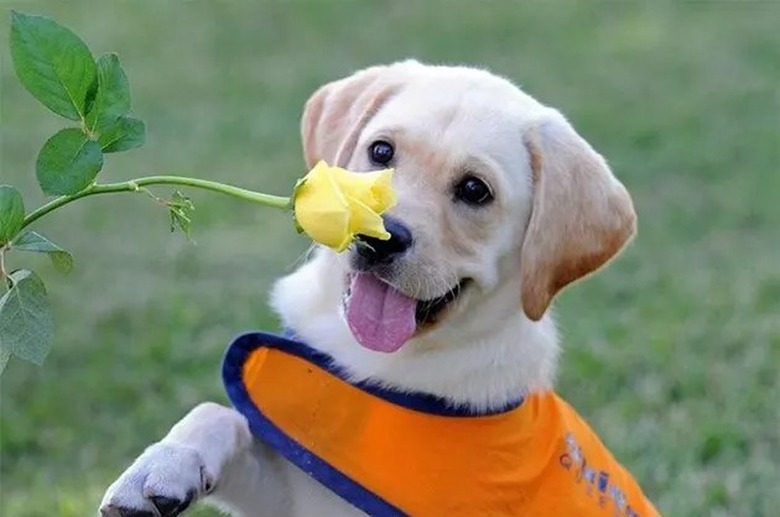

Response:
(559, 432), (643, 517)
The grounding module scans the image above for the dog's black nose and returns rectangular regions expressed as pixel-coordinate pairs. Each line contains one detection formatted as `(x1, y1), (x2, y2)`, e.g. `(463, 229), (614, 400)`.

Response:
(356, 217), (413, 266)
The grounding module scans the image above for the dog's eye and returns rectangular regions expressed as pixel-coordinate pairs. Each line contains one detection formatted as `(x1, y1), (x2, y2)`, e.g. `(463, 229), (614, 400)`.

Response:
(455, 176), (493, 206)
(368, 140), (394, 165)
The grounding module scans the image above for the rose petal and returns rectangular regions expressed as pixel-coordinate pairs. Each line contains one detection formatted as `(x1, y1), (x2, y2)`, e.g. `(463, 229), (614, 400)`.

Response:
(294, 162), (351, 250)
(347, 196), (391, 241)
(333, 167), (396, 213)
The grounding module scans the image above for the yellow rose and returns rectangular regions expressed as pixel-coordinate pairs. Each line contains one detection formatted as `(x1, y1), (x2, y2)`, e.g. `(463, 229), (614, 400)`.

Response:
(293, 160), (397, 252)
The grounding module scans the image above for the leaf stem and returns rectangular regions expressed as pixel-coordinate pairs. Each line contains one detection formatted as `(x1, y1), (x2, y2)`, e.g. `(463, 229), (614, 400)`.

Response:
(21, 175), (291, 230)
(0, 244), (8, 283)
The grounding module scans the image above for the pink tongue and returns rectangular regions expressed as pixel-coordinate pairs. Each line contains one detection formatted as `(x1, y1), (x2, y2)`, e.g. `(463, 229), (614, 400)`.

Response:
(345, 273), (417, 353)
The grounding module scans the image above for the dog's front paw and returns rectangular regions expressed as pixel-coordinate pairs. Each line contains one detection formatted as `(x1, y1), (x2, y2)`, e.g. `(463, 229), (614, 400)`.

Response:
(100, 442), (214, 517)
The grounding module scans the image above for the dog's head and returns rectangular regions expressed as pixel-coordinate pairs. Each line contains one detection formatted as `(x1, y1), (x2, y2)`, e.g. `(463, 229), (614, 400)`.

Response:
(296, 60), (636, 354)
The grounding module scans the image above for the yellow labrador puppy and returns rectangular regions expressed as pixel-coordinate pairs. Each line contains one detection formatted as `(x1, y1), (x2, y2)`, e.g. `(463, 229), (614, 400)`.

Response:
(100, 60), (656, 517)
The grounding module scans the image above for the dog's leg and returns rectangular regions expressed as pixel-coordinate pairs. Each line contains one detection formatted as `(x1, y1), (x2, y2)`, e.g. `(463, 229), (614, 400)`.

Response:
(100, 402), (287, 517)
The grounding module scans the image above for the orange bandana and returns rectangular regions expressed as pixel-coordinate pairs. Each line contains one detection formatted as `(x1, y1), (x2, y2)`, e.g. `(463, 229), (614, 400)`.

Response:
(223, 332), (660, 517)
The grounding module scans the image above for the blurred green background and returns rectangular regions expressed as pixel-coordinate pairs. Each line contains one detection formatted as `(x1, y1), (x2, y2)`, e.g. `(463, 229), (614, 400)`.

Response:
(1, 2), (778, 516)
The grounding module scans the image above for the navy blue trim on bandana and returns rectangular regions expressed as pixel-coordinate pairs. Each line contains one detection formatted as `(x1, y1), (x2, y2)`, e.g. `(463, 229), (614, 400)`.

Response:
(234, 331), (524, 417)
(222, 331), (525, 516)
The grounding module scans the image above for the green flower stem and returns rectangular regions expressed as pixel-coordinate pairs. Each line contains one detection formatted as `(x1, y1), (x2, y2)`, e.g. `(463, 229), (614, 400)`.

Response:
(21, 175), (291, 230)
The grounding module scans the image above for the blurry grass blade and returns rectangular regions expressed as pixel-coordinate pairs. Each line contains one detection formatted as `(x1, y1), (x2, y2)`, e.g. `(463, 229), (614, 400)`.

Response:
(0, 269), (53, 366)
(9, 11), (97, 121)
(36, 128), (104, 195)
(98, 117), (145, 153)
(14, 230), (74, 274)
(0, 347), (10, 374)
(86, 53), (131, 131)
(0, 185), (25, 245)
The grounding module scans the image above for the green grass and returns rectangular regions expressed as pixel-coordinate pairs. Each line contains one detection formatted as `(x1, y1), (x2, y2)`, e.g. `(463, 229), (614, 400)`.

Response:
(1, 1), (778, 515)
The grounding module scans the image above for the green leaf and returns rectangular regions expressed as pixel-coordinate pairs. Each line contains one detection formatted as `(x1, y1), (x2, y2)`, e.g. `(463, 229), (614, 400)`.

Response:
(0, 185), (25, 245)
(36, 128), (104, 195)
(168, 190), (195, 240)
(9, 11), (97, 121)
(82, 53), (145, 153)
(0, 270), (53, 365)
(169, 190), (195, 212)
(13, 230), (73, 274)
(85, 53), (131, 130)
(98, 117), (145, 153)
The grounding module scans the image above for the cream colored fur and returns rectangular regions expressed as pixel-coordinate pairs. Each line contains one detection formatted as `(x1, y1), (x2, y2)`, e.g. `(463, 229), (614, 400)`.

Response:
(100, 60), (635, 517)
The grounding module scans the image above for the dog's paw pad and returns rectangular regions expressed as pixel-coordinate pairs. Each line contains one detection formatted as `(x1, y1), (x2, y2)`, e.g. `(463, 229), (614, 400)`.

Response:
(100, 504), (157, 517)
(150, 493), (195, 517)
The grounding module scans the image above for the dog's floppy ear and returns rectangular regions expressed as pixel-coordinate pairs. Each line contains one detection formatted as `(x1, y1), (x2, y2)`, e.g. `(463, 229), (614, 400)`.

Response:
(520, 112), (637, 320)
(301, 65), (404, 169)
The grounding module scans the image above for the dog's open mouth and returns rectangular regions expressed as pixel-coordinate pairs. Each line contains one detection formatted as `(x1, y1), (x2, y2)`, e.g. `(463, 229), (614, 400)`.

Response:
(414, 280), (468, 326)
(342, 273), (468, 353)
